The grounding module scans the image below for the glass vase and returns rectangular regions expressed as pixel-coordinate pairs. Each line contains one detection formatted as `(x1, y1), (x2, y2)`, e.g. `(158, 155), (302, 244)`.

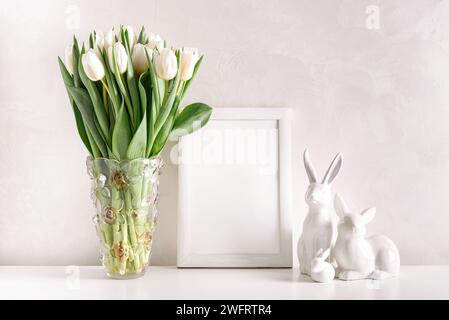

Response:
(87, 156), (163, 279)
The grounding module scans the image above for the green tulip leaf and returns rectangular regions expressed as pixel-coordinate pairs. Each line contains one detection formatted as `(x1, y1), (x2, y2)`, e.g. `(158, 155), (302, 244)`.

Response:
(67, 86), (108, 157)
(58, 57), (92, 155)
(94, 114), (108, 144)
(138, 72), (152, 120)
(127, 113), (147, 159)
(101, 47), (121, 117)
(145, 51), (160, 111)
(85, 125), (101, 158)
(111, 43), (134, 129)
(78, 57), (110, 145)
(72, 36), (83, 89)
(72, 101), (92, 155)
(58, 56), (74, 87)
(123, 28), (141, 128)
(146, 96), (157, 157)
(158, 78), (166, 107)
(89, 32), (95, 49)
(137, 26), (148, 44)
(108, 96), (116, 137)
(107, 145), (116, 160)
(150, 102), (178, 156)
(170, 103), (212, 139)
(154, 54), (181, 136)
(112, 101), (132, 160)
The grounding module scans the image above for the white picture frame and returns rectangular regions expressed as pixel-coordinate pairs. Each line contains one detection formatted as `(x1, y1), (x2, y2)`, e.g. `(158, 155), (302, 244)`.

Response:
(177, 108), (292, 267)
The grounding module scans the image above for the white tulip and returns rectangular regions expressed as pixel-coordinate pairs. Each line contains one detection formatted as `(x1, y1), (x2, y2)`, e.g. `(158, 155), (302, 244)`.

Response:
(145, 44), (154, 53)
(155, 48), (177, 80)
(132, 43), (153, 75)
(94, 31), (105, 56)
(81, 49), (105, 81)
(108, 42), (128, 74)
(95, 32), (104, 48)
(147, 33), (164, 51)
(180, 47), (199, 81)
(104, 29), (115, 50)
(65, 45), (74, 74)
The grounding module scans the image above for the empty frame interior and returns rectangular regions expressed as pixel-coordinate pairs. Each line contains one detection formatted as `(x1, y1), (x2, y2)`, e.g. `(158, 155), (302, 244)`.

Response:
(178, 108), (291, 267)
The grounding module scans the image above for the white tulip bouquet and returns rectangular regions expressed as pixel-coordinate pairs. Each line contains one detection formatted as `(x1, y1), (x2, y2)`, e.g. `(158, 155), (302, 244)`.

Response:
(59, 25), (212, 160)
(58, 25), (212, 277)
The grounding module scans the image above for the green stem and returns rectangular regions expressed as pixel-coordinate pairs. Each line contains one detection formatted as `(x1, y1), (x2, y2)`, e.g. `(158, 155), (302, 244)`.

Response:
(103, 88), (109, 119)
(120, 72), (135, 130)
(124, 190), (142, 272)
(112, 222), (122, 273)
(101, 223), (113, 247)
(145, 51), (160, 111)
(162, 80), (169, 105)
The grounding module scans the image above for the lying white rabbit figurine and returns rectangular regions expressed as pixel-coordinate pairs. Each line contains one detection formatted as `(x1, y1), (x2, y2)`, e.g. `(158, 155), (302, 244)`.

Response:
(311, 248), (335, 283)
(298, 149), (342, 275)
(333, 194), (400, 280)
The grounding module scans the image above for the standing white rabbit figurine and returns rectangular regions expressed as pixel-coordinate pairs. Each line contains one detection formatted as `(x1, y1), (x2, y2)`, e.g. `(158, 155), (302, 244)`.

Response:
(333, 194), (400, 280)
(297, 149), (342, 275)
(311, 248), (335, 283)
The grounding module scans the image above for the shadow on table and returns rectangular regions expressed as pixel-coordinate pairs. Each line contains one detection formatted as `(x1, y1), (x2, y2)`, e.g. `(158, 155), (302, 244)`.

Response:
(297, 274), (315, 283)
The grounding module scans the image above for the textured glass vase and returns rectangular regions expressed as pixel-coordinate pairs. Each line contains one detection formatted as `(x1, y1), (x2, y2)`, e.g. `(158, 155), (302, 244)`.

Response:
(87, 156), (163, 279)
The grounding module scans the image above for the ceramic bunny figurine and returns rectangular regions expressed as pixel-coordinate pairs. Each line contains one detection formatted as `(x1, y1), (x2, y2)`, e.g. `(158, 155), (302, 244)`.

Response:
(333, 194), (400, 280)
(311, 248), (335, 283)
(297, 149), (342, 275)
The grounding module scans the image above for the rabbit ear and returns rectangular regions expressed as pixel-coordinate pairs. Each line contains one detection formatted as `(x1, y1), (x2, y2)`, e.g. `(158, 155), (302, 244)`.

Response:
(322, 153), (342, 184)
(303, 149), (318, 183)
(334, 193), (348, 218)
(360, 207), (376, 224)
(321, 248), (331, 260)
(315, 248), (324, 258)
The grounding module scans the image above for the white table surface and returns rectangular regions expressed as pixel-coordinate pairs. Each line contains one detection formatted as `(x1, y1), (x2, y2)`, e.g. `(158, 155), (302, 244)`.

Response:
(0, 266), (447, 300)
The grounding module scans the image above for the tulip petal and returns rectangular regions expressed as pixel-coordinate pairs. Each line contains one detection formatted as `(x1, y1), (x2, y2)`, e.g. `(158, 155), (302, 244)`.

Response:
(180, 55), (203, 100)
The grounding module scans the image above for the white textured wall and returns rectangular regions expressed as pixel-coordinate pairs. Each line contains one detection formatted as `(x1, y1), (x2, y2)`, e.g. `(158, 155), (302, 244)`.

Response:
(1, 0), (449, 265)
